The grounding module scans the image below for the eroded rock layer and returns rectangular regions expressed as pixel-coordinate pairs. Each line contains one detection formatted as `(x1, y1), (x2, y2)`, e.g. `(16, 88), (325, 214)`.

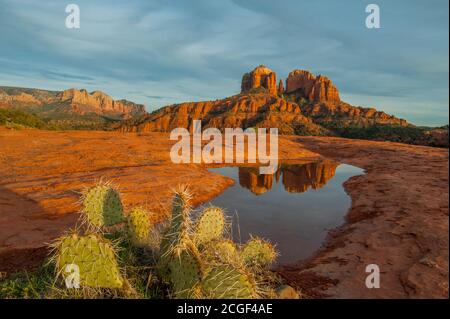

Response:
(0, 86), (146, 118)
(121, 93), (316, 135)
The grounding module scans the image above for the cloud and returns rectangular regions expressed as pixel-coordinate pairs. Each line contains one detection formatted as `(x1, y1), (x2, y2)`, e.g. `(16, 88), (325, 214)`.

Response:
(41, 71), (95, 81)
(0, 0), (448, 126)
(145, 95), (173, 100)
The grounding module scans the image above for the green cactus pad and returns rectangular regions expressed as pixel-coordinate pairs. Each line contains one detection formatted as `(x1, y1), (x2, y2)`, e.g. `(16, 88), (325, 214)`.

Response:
(203, 239), (239, 264)
(194, 206), (225, 245)
(81, 183), (124, 228)
(158, 186), (194, 278)
(201, 265), (256, 299)
(240, 237), (277, 267)
(160, 186), (193, 258)
(55, 233), (124, 289)
(168, 249), (202, 298)
(127, 207), (150, 247)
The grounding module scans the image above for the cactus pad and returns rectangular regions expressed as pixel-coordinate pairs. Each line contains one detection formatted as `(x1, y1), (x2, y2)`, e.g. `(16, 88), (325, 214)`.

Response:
(55, 233), (124, 289)
(160, 186), (193, 258)
(194, 206), (225, 245)
(81, 183), (124, 228)
(127, 207), (150, 247)
(240, 237), (277, 267)
(203, 239), (239, 265)
(201, 265), (256, 299)
(168, 249), (202, 298)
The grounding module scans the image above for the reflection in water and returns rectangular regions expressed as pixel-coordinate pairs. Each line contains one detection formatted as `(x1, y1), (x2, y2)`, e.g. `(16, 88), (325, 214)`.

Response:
(206, 162), (363, 264)
(238, 161), (338, 195)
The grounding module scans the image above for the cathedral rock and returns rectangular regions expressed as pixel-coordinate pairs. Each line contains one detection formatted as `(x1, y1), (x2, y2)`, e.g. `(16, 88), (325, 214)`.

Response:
(119, 65), (409, 135)
(241, 65), (278, 95)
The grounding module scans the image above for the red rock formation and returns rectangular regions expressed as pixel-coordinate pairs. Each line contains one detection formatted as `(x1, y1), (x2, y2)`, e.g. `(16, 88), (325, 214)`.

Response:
(241, 65), (278, 95)
(121, 93), (312, 135)
(59, 89), (145, 117)
(0, 86), (146, 118)
(119, 65), (411, 136)
(0, 92), (42, 109)
(278, 80), (285, 95)
(281, 70), (408, 127)
(301, 101), (409, 127)
(285, 70), (340, 102)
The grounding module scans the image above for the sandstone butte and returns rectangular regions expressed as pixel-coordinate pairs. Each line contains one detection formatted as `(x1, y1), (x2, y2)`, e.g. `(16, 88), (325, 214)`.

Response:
(241, 65), (278, 95)
(285, 69), (340, 102)
(119, 65), (408, 134)
(0, 87), (146, 118)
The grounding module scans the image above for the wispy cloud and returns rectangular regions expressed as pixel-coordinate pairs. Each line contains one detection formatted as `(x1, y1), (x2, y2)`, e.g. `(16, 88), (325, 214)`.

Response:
(41, 71), (95, 82)
(0, 0), (448, 126)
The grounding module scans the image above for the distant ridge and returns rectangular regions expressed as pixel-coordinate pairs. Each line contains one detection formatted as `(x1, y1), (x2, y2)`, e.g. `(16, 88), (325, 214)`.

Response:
(0, 86), (146, 119)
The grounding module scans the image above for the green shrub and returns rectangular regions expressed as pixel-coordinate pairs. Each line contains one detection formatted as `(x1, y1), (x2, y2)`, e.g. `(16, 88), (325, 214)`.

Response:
(0, 108), (45, 129)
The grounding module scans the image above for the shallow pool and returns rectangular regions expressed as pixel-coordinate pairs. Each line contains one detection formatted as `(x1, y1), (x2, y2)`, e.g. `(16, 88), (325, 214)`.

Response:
(204, 161), (364, 264)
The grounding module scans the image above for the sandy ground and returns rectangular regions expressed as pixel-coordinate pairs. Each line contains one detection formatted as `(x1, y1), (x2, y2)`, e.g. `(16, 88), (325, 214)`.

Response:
(0, 128), (448, 298)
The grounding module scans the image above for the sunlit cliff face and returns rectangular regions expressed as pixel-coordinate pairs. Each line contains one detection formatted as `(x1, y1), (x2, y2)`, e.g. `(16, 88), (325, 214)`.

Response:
(237, 161), (338, 195)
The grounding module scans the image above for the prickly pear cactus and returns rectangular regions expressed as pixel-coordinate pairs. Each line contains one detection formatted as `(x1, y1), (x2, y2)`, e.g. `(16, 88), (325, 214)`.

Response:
(167, 248), (203, 298)
(127, 207), (150, 247)
(55, 233), (124, 289)
(240, 237), (277, 267)
(158, 186), (195, 280)
(154, 186), (279, 299)
(194, 206), (225, 245)
(160, 186), (193, 258)
(203, 239), (239, 265)
(81, 182), (124, 228)
(201, 265), (256, 299)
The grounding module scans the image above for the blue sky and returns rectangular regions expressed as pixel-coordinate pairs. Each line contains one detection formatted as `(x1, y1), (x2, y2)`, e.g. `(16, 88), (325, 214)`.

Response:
(0, 0), (448, 126)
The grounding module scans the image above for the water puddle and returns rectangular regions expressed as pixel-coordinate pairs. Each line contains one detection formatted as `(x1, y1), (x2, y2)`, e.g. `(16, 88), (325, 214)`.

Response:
(205, 161), (364, 264)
